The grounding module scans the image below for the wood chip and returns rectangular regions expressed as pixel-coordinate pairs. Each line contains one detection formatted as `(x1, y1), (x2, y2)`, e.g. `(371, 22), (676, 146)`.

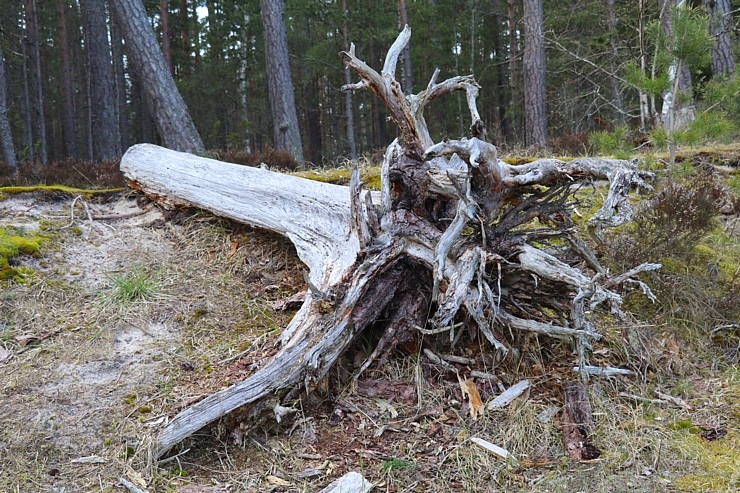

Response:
(266, 475), (291, 486)
(470, 437), (519, 466)
(487, 380), (530, 410)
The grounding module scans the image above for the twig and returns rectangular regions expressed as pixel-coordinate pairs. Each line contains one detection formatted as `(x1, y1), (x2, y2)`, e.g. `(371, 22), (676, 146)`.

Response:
(118, 477), (149, 493)
(573, 366), (635, 377)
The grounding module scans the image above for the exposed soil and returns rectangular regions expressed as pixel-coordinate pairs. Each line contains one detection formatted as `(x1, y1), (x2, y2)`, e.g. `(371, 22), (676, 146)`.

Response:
(1, 191), (737, 493)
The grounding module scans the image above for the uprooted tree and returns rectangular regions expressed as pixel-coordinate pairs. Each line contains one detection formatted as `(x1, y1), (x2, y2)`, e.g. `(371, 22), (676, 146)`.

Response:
(120, 27), (658, 459)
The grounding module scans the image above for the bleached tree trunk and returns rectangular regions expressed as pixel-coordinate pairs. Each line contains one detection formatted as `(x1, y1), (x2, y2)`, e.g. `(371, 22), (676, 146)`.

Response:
(121, 27), (657, 459)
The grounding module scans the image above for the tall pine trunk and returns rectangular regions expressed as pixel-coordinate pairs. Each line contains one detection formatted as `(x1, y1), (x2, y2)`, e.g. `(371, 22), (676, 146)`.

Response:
(260, 0), (304, 162)
(507, 0), (523, 144)
(110, 0), (205, 154)
(160, 0), (173, 75)
(238, 11), (252, 153)
(110, 16), (130, 152)
(56, 0), (78, 159)
(0, 41), (17, 169)
(24, 0), (48, 163)
(80, 0), (120, 160)
(523, 0), (547, 148)
(341, 0), (357, 160)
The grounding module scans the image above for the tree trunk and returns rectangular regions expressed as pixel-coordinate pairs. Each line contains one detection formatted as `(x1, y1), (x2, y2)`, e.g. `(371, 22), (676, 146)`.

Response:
(0, 41), (17, 169)
(56, 0), (78, 159)
(507, 0), (523, 144)
(80, 0), (120, 160)
(638, 0), (650, 129)
(160, 0), (173, 75)
(238, 11), (252, 153)
(493, 0), (510, 144)
(180, 0), (190, 75)
(660, 0), (695, 133)
(605, 0), (625, 125)
(523, 0), (547, 148)
(110, 0), (205, 154)
(121, 27), (657, 459)
(24, 0), (48, 164)
(397, 0), (413, 95)
(703, 0), (735, 76)
(20, 26), (34, 163)
(110, 15), (131, 152)
(341, 0), (357, 161)
(260, 0), (304, 162)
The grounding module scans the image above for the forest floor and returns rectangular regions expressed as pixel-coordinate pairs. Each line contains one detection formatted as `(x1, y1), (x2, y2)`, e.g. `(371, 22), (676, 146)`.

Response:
(0, 153), (738, 492)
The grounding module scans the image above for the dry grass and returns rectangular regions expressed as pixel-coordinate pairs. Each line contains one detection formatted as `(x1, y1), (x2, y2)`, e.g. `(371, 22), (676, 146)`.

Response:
(1, 173), (738, 492)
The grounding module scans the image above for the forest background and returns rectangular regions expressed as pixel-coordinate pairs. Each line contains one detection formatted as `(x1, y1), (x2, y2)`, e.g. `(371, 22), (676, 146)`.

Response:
(0, 0), (736, 172)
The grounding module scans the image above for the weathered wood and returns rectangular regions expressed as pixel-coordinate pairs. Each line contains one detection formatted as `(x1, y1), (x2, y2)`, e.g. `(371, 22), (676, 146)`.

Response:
(560, 381), (601, 461)
(119, 26), (658, 460)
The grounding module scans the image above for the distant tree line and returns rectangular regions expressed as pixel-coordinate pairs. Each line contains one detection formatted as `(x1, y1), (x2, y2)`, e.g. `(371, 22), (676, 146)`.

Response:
(0, 0), (735, 169)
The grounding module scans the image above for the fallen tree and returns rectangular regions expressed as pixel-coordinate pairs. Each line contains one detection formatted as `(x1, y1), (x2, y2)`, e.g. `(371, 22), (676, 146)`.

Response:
(120, 26), (658, 459)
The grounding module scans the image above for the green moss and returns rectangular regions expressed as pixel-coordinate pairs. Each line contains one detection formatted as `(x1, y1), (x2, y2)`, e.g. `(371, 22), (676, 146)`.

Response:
(672, 431), (739, 492)
(0, 185), (123, 199)
(293, 167), (382, 190)
(0, 227), (46, 281)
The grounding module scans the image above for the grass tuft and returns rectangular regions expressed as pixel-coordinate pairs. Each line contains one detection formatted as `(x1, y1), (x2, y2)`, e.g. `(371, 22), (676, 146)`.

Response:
(105, 266), (161, 304)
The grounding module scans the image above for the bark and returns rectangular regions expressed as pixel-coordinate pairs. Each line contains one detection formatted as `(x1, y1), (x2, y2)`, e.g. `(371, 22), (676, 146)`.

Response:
(160, 0), (173, 75)
(523, 0), (546, 148)
(260, 0), (304, 162)
(56, 0), (78, 159)
(110, 0), (205, 154)
(561, 381), (601, 460)
(0, 41), (17, 169)
(703, 0), (735, 76)
(80, 0), (121, 160)
(121, 27), (656, 459)
(23, 0), (48, 163)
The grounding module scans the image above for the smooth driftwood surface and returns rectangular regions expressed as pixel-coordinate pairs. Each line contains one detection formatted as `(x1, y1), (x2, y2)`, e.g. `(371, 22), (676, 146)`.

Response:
(121, 26), (659, 459)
